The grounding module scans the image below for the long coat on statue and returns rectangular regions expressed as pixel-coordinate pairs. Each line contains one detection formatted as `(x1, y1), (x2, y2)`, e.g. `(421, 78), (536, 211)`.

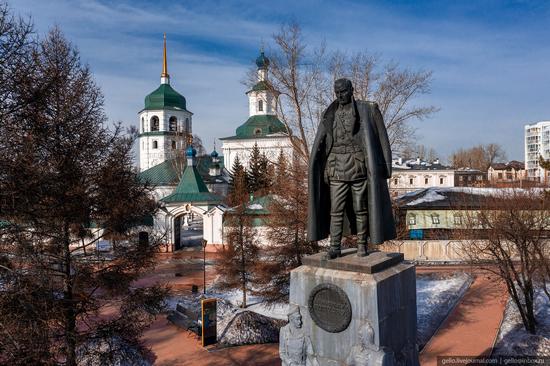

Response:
(307, 98), (396, 244)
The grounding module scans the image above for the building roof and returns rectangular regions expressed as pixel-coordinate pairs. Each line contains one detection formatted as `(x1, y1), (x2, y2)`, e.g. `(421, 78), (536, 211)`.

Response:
(396, 187), (547, 210)
(255, 51), (270, 68)
(161, 164), (221, 203)
(490, 160), (525, 171)
(138, 155), (226, 186)
(248, 80), (272, 93)
(144, 84), (187, 111)
(220, 114), (287, 140)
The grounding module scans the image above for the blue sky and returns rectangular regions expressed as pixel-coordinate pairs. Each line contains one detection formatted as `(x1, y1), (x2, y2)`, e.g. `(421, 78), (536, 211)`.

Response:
(10, 0), (550, 162)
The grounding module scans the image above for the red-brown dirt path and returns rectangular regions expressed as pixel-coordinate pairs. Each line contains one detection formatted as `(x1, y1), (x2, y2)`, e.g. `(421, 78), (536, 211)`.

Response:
(140, 250), (281, 365)
(140, 253), (507, 366)
(419, 270), (508, 366)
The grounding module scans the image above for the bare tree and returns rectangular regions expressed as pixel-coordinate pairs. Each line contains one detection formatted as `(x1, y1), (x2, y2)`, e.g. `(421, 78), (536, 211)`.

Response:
(450, 143), (507, 170)
(216, 157), (259, 308)
(458, 189), (550, 334)
(255, 152), (319, 303)
(245, 22), (437, 162)
(0, 26), (167, 365)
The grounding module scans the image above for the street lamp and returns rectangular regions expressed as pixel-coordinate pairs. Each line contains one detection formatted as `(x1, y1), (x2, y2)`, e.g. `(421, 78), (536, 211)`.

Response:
(202, 239), (208, 295)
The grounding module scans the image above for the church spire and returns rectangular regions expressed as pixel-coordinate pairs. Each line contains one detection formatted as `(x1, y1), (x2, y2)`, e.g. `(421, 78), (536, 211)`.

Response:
(161, 33), (170, 85)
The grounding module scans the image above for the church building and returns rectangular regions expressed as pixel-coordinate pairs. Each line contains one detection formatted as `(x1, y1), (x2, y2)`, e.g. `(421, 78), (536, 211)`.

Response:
(138, 34), (193, 172)
(221, 51), (293, 171)
(137, 35), (226, 251)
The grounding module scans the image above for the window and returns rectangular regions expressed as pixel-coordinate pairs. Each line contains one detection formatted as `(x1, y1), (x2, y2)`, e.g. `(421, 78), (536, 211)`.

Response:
(254, 128), (262, 136)
(408, 215), (416, 225)
(439, 177), (444, 185)
(185, 118), (190, 133)
(169, 116), (177, 132)
(152, 140), (158, 149)
(172, 140), (176, 149)
(150, 116), (159, 131)
(454, 215), (462, 225)
(409, 178), (414, 185)
(394, 178), (398, 185)
(498, 172), (503, 179)
(431, 214), (440, 225)
(141, 117), (145, 132)
(258, 100), (264, 112)
(424, 177), (429, 185)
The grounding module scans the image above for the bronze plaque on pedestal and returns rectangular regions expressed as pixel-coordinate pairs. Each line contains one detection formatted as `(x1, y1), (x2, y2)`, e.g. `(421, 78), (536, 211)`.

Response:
(308, 283), (351, 333)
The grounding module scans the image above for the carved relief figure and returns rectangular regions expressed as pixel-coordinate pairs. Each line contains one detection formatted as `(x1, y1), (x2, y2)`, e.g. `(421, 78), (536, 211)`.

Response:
(279, 305), (319, 366)
(346, 322), (395, 366)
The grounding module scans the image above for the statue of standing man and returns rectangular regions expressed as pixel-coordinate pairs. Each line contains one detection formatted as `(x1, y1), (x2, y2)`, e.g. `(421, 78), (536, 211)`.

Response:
(307, 78), (396, 259)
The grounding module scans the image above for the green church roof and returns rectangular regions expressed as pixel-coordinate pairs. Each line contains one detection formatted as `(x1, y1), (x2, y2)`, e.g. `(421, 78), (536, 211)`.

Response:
(248, 80), (271, 92)
(144, 84), (187, 111)
(221, 114), (287, 140)
(138, 156), (225, 186)
(139, 160), (180, 186)
(161, 165), (221, 204)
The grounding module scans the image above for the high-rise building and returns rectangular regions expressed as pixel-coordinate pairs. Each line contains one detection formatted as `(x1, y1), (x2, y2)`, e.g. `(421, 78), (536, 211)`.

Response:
(524, 120), (550, 181)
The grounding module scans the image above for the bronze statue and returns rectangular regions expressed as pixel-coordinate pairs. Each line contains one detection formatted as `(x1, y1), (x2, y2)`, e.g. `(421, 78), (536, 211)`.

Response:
(307, 78), (396, 259)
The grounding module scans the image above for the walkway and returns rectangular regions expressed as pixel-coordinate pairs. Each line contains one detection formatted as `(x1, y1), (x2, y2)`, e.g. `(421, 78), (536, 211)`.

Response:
(419, 270), (508, 366)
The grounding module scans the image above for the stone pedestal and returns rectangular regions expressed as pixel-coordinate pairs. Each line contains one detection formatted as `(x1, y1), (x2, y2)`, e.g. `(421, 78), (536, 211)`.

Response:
(288, 249), (419, 366)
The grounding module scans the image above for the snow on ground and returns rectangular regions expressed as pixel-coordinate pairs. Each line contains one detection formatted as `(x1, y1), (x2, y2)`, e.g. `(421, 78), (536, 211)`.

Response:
(416, 272), (473, 348)
(493, 287), (550, 356)
(166, 272), (472, 348)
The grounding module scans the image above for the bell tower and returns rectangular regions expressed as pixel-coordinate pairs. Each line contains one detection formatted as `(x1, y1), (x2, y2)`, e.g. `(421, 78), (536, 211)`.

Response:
(138, 34), (193, 172)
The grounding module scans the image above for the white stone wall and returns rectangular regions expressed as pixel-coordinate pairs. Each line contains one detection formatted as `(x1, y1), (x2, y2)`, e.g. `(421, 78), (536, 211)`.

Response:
(138, 108), (193, 171)
(389, 169), (455, 196)
(203, 207), (225, 245)
(222, 136), (293, 172)
(247, 90), (277, 116)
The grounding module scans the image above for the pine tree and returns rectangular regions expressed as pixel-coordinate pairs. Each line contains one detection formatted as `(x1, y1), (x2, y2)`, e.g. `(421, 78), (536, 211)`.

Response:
(0, 26), (166, 365)
(229, 155), (248, 196)
(217, 156), (259, 308)
(246, 142), (264, 193)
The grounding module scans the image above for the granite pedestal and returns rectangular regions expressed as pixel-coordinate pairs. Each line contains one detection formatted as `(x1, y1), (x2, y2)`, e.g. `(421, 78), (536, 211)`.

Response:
(288, 249), (419, 366)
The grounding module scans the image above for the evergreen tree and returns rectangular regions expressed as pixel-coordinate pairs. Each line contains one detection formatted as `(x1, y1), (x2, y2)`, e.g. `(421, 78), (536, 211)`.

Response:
(229, 155), (248, 196)
(0, 26), (166, 365)
(247, 142), (263, 193)
(217, 156), (259, 308)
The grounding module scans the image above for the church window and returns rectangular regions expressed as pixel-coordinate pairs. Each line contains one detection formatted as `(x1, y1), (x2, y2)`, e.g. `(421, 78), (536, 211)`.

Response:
(185, 118), (190, 133)
(431, 214), (440, 225)
(258, 100), (263, 112)
(439, 177), (445, 185)
(424, 177), (429, 185)
(409, 178), (414, 185)
(141, 117), (145, 132)
(172, 140), (176, 149)
(254, 128), (262, 136)
(150, 116), (159, 131)
(169, 116), (177, 132)
(152, 140), (158, 149)
(393, 178), (398, 185)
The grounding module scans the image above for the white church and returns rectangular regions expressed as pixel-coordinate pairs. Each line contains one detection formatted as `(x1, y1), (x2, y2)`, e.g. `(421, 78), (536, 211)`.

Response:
(138, 36), (288, 251)
(220, 50), (293, 171)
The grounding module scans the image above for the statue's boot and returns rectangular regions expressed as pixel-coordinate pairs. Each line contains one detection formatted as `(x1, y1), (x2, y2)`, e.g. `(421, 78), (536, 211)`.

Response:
(356, 209), (368, 257)
(327, 244), (342, 259)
